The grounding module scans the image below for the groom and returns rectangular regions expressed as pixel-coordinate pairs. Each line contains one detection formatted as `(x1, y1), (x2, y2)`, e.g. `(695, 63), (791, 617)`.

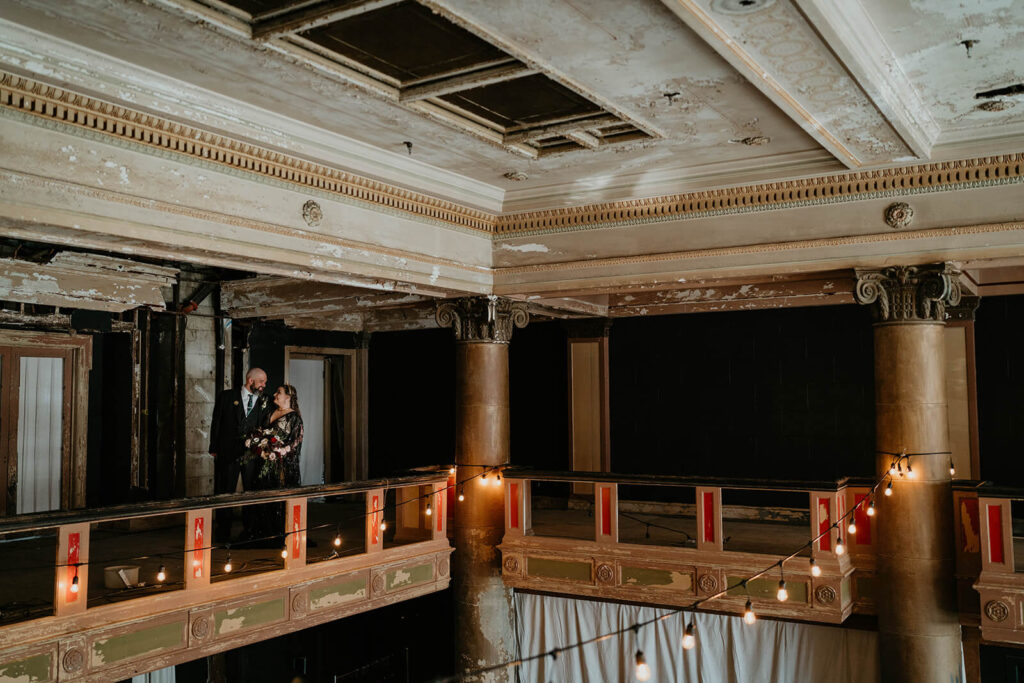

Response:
(209, 367), (270, 540)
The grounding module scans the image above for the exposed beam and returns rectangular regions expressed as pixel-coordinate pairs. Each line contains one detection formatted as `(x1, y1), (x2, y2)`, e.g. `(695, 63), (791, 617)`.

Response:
(251, 0), (402, 40)
(503, 114), (620, 145)
(221, 277), (434, 319)
(527, 295), (609, 319)
(400, 63), (536, 103)
(565, 130), (601, 150)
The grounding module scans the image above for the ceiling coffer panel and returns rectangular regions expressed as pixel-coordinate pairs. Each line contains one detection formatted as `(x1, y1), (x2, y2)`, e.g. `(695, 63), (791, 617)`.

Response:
(212, 0), (654, 157)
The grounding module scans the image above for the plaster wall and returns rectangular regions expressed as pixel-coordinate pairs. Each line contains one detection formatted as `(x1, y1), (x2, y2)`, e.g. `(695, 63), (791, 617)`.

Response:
(181, 272), (216, 496)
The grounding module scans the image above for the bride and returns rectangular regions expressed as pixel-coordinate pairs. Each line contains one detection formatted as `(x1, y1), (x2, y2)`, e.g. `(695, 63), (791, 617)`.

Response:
(260, 384), (304, 488)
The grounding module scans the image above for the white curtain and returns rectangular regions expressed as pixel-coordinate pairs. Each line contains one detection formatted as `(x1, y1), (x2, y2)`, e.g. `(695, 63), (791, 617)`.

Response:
(288, 358), (325, 486)
(17, 356), (63, 514)
(515, 593), (900, 683)
(132, 665), (175, 683)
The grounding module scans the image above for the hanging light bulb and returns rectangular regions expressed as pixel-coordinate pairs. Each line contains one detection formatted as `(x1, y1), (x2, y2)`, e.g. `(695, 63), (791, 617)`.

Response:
(906, 462), (915, 479)
(157, 565), (166, 582)
(495, 471), (503, 485)
(884, 481), (893, 496)
(889, 461), (897, 476)
(867, 500), (876, 517)
(835, 535), (846, 555)
(71, 570), (80, 594)
(743, 600), (756, 625)
(777, 579), (788, 602)
(281, 545), (289, 559)
(847, 520), (857, 535)
(809, 557), (822, 577)
(380, 519), (387, 531)
(333, 534), (342, 547)
(897, 461), (904, 477)
(426, 502), (433, 516)
(682, 622), (696, 650)
(480, 472), (488, 486)
(949, 460), (956, 477)
(193, 557), (201, 568)
(224, 554), (233, 573)
(458, 488), (465, 502)
(634, 650), (651, 681)
(449, 466), (456, 475)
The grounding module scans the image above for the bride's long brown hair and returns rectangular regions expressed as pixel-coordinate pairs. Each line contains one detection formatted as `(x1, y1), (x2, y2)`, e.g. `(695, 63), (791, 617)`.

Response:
(278, 384), (301, 417)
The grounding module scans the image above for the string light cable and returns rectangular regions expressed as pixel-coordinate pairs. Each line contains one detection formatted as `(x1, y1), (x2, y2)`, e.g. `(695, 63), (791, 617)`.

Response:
(434, 450), (946, 682)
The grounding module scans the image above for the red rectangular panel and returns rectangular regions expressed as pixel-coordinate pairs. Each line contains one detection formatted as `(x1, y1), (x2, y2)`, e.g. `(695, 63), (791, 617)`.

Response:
(447, 472), (456, 509)
(292, 505), (302, 558)
(510, 483), (519, 529)
(436, 492), (443, 532)
(702, 492), (715, 543)
(817, 497), (831, 551)
(854, 494), (871, 545)
(601, 487), (611, 537)
(988, 504), (1005, 564)
(371, 494), (380, 546)
(66, 532), (80, 602)
(193, 518), (204, 578)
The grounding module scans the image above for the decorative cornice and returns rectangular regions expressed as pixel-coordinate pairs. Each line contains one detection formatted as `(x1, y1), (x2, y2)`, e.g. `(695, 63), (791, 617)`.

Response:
(854, 264), (962, 322)
(0, 71), (495, 234)
(2, 71), (1023, 240)
(435, 296), (529, 343)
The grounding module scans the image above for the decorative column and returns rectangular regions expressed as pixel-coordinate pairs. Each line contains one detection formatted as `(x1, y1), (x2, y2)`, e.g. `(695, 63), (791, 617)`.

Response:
(855, 265), (963, 682)
(436, 296), (528, 679)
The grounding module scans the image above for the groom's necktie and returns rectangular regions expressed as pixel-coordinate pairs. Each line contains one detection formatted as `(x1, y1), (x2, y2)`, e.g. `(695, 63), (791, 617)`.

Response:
(246, 393), (254, 415)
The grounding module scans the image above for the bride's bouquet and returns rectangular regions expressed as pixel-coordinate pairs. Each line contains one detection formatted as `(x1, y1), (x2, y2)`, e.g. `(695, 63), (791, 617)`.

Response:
(244, 426), (293, 479)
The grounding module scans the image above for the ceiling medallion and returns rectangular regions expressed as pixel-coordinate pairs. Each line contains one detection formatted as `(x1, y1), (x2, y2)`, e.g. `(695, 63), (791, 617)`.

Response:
(503, 170), (529, 182)
(302, 200), (323, 228)
(884, 202), (914, 230)
(711, 0), (777, 15)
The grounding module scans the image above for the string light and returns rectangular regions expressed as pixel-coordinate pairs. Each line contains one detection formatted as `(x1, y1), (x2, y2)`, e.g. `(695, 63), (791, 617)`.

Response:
(70, 566), (80, 593)
(905, 462), (915, 479)
(449, 466), (456, 475)
(426, 502), (433, 516)
(380, 520), (387, 532)
(480, 472), (489, 486)
(885, 481), (893, 496)
(156, 565), (166, 582)
(458, 487), (465, 502)
(889, 461), (897, 475)
(193, 557), (201, 568)
(776, 579), (788, 602)
(281, 544), (288, 559)
(634, 650), (651, 681)
(897, 461), (904, 477)
(835, 535), (846, 555)
(867, 500), (876, 516)
(809, 557), (821, 577)
(949, 460), (956, 477)
(224, 553), (233, 573)
(495, 471), (502, 485)
(333, 533), (342, 547)
(682, 622), (696, 650)
(847, 520), (857, 535)
(743, 600), (756, 625)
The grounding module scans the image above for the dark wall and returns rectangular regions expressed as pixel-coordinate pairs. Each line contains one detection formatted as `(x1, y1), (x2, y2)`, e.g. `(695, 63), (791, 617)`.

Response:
(244, 321), (359, 390)
(975, 294), (1024, 484)
(368, 328), (454, 476)
(510, 321), (569, 469)
(86, 330), (135, 507)
(609, 304), (877, 481)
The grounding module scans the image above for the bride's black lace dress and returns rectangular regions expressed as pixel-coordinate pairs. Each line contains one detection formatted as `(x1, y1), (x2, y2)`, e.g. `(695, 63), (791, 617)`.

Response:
(260, 411), (304, 488)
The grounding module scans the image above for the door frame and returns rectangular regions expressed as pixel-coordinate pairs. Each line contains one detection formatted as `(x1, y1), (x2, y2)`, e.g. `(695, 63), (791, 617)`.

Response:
(283, 346), (367, 481)
(0, 330), (92, 514)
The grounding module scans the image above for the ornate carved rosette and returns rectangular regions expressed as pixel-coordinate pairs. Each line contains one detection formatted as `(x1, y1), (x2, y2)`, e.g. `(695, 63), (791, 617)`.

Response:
(883, 202), (914, 229)
(697, 573), (718, 594)
(191, 616), (211, 639)
(596, 563), (615, 585)
(854, 264), (962, 322)
(815, 585), (837, 605)
(290, 592), (308, 616)
(435, 296), (529, 343)
(985, 600), (1010, 622)
(502, 555), (521, 574)
(371, 573), (385, 596)
(302, 200), (323, 227)
(438, 557), (450, 578)
(62, 647), (85, 674)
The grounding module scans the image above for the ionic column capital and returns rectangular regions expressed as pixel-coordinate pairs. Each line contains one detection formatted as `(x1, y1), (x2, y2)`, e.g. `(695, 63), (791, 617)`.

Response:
(854, 264), (962, 322)
(435, 296), (529, 343)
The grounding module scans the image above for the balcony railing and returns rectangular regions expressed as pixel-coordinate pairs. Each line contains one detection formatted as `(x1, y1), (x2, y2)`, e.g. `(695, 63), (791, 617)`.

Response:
(0, 472), (453, 683)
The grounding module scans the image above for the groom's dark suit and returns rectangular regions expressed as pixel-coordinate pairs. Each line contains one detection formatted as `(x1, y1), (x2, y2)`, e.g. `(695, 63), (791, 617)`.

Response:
(210, 387), (269, 538)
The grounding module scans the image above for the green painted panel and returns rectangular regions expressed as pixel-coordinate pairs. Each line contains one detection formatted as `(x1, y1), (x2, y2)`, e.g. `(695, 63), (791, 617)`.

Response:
(621, 566), (692, 590)
(841, 576), (851, 605)
(727, 576), (808, 603)
(215, 598), (286, 636)
(91, 622), (183, 667)
(0, 653), (52, 683)
(310, 578), (367, 610)
(527, 557), (592, 583)
(856, 576), (875, 601)
(387, 563), (434, 591)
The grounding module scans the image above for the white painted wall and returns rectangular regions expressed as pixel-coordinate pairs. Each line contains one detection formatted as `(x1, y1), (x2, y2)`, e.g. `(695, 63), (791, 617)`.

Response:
(16, 356), (63, 514)
(288, 358), (325, 487)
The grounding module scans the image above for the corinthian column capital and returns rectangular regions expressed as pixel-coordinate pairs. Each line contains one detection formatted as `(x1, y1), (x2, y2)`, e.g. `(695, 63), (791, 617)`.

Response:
(855, 264), (962, 322)
(435, 296), (529, 343)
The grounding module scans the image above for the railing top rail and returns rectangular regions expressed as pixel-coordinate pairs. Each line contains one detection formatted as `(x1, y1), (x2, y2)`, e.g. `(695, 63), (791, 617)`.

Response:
(0, 470), (449, 534)
(970, 482), (1024, 499)
(503, 468), (858, 492)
